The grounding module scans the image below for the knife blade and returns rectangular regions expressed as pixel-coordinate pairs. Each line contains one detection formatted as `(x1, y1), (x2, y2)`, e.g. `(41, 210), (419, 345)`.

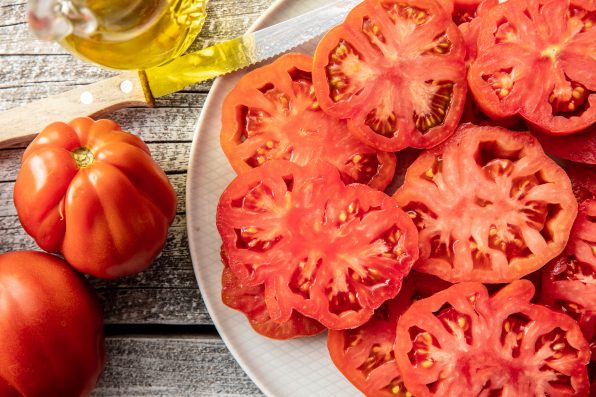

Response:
(145, 0), (362, 97)
(0, 0), (360, 148)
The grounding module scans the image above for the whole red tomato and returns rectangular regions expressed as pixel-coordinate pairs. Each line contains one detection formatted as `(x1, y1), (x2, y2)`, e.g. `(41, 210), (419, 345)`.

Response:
(0, 251), (105, 397)
(14, 117), (177, 279)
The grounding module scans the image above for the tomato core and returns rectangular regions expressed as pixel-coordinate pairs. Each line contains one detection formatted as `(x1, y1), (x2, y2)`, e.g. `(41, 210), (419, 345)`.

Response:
(540, 45), (560, 62)
(72, 147), (94, 169)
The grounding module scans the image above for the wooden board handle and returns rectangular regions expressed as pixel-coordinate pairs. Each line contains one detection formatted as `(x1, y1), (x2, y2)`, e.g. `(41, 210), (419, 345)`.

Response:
(0, 71), (154, 148)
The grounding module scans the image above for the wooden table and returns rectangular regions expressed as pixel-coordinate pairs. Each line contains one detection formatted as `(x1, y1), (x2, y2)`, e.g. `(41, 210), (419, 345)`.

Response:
(0, 1), (276, 395)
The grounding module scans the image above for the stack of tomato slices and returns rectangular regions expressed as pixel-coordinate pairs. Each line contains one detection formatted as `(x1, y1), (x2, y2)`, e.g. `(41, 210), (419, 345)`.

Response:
(216, 0), (595, 395)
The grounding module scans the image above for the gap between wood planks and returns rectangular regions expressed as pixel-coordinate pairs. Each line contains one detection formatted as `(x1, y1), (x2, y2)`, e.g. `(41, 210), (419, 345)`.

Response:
(105, 323), (219, 337)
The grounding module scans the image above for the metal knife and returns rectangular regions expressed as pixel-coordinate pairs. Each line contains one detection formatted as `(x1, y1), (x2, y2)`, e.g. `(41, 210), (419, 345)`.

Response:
(0, 0), (360, 148)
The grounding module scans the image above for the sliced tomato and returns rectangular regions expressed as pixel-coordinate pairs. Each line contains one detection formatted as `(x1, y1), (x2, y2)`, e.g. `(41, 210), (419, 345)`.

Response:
(220, 53), (396, 190)
(541, 164), (596, 358)
(312, 0), (467, 152)
(393, 123), (578, 283)
(221, 249), (324, 340)
(395, 281), (591, 396)
(456, 0), (500, 62)
(468, 0), (596, 135)
(327, 272), (450, 396)
(216, 160), (419, 330)
(566, 163), (596, 201)
(452, 2), (481, 25)
(533, 125), (596, 164)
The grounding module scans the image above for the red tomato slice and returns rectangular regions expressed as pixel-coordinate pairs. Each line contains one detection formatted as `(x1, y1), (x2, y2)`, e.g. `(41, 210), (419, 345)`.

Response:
(541, 165), (596, 358)
(216, 160), (419, 330)
(533, 125), (596, 165)
(468, 0), (596, 135)
(221, 249), (324, 340)
(312, 0), (467, 152)
(456, 0), (500, 62)
(393, 123), (578, 283)
(327, 272), (450, 396)
(566, 163), (596, 201)
(220, 53), (396, 191)
(395, 281), (592, 396)
(451, 0), (489, 25)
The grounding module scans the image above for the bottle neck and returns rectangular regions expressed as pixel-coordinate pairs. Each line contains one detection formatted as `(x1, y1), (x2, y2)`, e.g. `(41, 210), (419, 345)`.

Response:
(28, 0), (97, 41)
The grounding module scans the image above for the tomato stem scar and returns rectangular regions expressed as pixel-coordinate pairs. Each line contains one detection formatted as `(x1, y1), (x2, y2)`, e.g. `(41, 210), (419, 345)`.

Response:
(72, 147), (94, 168)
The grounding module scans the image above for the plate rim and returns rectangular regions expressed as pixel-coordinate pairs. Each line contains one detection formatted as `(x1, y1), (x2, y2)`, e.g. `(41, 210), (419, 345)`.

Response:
(186, 1), (306, 395)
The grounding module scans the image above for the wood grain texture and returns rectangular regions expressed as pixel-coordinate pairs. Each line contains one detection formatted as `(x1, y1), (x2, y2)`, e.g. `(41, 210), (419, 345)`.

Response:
(93, 335), (263, 396)
(0, 0), (276, 394)
(0, 71), (152, 148)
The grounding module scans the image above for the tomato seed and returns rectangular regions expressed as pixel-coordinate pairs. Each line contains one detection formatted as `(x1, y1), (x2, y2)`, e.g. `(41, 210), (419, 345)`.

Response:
(421, 359), (434, 368)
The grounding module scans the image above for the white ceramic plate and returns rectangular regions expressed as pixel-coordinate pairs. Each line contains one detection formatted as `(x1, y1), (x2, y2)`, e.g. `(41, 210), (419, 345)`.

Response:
(186, 0), (360, 396)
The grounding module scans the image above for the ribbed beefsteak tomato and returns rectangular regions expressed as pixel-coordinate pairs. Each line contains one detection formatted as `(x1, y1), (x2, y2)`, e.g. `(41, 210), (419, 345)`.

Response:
(0, 251), (105, 397)
(14, 117), (177, 279)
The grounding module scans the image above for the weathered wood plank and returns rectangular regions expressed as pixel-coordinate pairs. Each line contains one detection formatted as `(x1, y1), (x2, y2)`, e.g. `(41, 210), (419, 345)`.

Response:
(0, 0), (277, 393)
(0, 0), (273, 55)
(0, 69), (214, 110)
(0, 87), (207, 129)
(0, 174), (187, 216)
(97, 288), (210, 325)
(93, 335), (263, 397)
(0, 0), (273, 110)
(0, 214), (194, 284)
(0, 142), (192, 181)
(0, 213), (219, 324)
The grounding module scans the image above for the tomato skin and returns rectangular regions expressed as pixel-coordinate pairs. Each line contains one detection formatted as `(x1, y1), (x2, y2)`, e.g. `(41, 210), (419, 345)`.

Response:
(217, 160), (419, 330)
(220, 248), (325, 340)
(540, 164), (596, 359)
(220, 53), (396, 191)
(566, 163), (596, 201)
(327, 271), (450, 396)
(395, 280), (591, 397)
(532, 125), (596, 165)
(394, 123), (578, 283)
(313, 0), (467, 152)
(14, 117), (177, 279)
(0, 251), (105, 397)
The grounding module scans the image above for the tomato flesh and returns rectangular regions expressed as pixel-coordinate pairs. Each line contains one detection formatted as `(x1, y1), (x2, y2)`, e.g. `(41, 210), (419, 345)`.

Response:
(393, 123), (578, 283)
(220, 53), (396, 190)
(221, 248), (325, 340)
(313, 0), (467, 151)
(468, 0), (596, 135)
(327, 272), (450, 396)
(532, 125), (596, 165)
(216, 160), (419, 329)
(541, 165), (596, 358)
(395, 281), (591, 396)
(452, 0), (483, 25)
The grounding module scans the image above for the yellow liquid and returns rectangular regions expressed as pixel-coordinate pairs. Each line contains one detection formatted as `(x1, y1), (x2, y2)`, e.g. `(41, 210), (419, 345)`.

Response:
(145, 36), (257, 97)
(61, 0), (208, 70)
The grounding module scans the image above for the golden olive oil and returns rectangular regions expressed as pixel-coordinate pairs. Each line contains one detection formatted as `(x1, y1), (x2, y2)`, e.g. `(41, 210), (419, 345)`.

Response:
(145, 36), (257, 97)
(60, 0), (208, 70)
